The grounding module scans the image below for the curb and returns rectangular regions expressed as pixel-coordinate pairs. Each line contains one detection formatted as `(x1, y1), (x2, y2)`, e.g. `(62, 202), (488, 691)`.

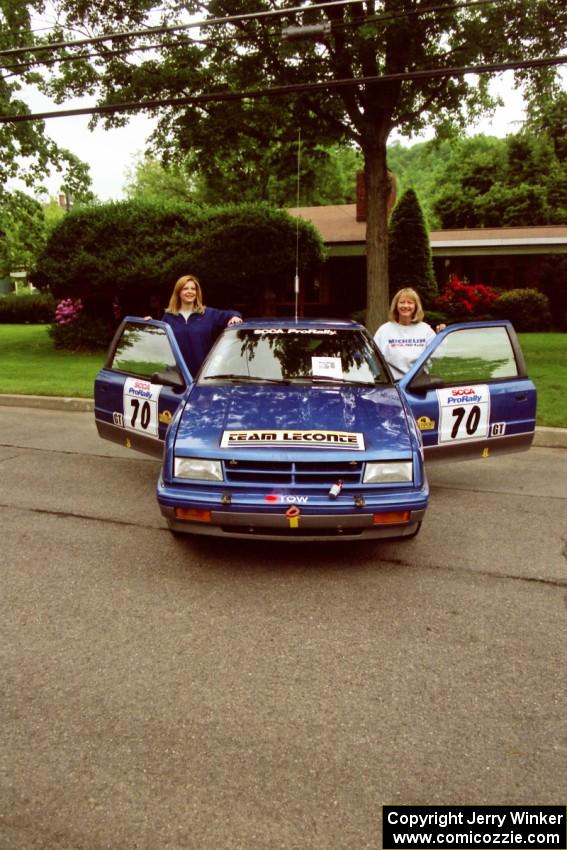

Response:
(0, 394), (566, 449)
(0, 394), (94, 413)
(532, 426), (567, 450)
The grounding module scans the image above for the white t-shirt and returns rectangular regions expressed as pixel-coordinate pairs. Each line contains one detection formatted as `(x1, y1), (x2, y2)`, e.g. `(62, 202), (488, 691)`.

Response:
(374, 320), (436, 380)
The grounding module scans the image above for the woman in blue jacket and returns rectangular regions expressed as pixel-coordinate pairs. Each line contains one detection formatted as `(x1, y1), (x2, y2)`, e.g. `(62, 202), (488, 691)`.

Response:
(161, 274), (242, 376)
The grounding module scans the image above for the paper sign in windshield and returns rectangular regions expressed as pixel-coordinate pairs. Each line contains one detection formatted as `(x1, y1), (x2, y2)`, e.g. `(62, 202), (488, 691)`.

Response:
(312, 356), (343, 379)
(221, 429), (365, 450)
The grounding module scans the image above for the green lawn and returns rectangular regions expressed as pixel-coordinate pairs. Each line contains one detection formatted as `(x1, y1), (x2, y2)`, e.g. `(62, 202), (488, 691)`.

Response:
(515, 333), (567, 428)
(0, 324), (565, 427)
(0, 324), (104, 398)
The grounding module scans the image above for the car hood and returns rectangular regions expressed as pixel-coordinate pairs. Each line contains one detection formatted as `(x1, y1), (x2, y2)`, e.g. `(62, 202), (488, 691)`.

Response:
(173, 383), (413, 458)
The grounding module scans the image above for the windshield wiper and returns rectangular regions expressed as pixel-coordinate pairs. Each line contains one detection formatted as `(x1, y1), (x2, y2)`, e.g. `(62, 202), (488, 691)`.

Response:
(202, 373), (289, 384)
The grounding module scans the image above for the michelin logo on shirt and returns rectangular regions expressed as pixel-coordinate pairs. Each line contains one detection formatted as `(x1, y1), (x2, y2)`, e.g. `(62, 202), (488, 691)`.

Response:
(387, 336), (429, 347)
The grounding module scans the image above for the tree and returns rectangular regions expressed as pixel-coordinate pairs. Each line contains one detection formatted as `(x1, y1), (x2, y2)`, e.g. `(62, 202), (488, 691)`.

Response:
(124, 144), (362, 207)
(123, 155), (199, 204)
(0, 1), (95, 283)
(27, 0), (566, 330)
(524, 85), (567, 162)
(0, 190), (47, 276)
(191, 141), (363, 207)
(0, 1), (95, 201)
(433, 131), (567, 227)
(386, 138), (451, 230)
(388, 188), (436, 305)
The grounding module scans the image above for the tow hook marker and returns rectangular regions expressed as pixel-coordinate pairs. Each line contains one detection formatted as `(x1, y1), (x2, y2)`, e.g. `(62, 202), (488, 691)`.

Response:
(285, 506), (301, 528)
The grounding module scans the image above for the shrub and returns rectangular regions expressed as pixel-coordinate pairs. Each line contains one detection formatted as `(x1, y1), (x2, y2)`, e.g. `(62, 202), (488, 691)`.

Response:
(492, 288), (551, 331)
(0, 292), (56, 323)
(424, 309), (449, 328)
(435, 274), (498, 321)
(31, 200), (204, 324)
(48, 313), (115, 351)
(183, 204), (324, 311)
(540, 255), (567, 331)
(31, 200), (325, 349)
(54, 297), (84, 325)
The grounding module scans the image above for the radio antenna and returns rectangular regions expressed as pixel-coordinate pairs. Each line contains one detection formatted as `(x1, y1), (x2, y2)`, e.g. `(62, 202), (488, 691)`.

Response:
(294, 129), (301, 322)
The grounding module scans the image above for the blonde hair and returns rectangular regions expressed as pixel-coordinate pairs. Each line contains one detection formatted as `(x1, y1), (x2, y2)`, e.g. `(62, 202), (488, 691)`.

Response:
(389, 287), (424, 323)
(165, 275), (205, 315)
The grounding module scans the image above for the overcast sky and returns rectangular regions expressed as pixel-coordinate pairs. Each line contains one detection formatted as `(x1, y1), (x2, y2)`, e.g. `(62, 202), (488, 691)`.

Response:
(26, 74), (529, 203)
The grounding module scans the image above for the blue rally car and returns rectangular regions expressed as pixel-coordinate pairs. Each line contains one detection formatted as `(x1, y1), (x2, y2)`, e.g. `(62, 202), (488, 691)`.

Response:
(94, 317), (536, 541)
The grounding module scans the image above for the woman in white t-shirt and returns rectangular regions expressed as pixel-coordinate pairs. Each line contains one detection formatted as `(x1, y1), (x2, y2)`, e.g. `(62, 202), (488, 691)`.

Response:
(374, 287), (443, 380)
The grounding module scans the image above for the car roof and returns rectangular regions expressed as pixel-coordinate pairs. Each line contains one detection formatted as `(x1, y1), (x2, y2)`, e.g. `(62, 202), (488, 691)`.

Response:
(229, 318), (366, 331)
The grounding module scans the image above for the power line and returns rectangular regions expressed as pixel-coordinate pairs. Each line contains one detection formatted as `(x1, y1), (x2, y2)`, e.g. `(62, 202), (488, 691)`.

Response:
(0, 1), (382, 59)
(0, 0), (504, 60)
(1, 39), (185, 80)
(1, 55), (564, 124)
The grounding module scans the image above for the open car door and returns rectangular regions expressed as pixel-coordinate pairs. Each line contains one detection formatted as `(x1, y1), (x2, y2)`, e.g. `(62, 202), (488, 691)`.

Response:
(398, 321), (536, 462)
(94, 318), (192, 458)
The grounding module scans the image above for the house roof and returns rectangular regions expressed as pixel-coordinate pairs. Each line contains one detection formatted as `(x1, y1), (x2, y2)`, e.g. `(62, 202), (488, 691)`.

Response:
(288, 204), (567, 257)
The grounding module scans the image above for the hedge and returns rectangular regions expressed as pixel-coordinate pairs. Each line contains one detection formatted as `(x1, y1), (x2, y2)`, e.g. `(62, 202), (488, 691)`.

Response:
(31, 199), (325, 349)
(0, 292), (55, 324)
(492, 288), (551, 332)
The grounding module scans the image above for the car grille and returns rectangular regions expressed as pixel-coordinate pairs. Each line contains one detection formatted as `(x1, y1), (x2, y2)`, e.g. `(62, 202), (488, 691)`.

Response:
(223, 459), (363, 486)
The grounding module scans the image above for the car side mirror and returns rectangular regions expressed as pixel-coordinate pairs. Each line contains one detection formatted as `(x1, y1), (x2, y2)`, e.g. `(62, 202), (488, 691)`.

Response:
(151, 369), (186, 391)
(408, 372), (444, 393)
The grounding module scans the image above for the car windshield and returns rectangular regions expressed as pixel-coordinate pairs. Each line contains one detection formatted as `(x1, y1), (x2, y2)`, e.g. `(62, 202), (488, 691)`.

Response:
(200, 326), (389, 385)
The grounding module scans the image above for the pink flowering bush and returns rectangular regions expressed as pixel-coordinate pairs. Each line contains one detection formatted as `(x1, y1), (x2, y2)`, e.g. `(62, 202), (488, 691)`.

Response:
(435, 274), (499, 319)
(49, 295), (116, 350)
(54, 297), (83, 325)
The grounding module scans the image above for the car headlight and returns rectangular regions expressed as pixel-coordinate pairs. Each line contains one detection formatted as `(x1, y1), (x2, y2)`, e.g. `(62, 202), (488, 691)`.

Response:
(363, 461), (413, 484)
(174, 457), (223, 481)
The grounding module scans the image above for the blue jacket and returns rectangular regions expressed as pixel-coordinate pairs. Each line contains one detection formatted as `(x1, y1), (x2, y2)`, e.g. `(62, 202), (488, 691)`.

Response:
(162, 307), (241, 377)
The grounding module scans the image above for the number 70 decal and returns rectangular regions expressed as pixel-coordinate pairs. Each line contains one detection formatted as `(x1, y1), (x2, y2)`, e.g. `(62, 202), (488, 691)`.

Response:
(436, 385), (490, 443)
(122, 377), (162, 437)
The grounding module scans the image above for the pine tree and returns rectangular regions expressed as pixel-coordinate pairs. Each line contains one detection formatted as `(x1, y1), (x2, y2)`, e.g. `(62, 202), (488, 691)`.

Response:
(388, 189), (438, 307)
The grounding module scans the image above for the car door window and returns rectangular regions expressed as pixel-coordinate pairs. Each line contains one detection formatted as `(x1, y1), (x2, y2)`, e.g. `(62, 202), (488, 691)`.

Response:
(401, 323), (536, 462)
(110, 323), (178, 378)
(424, 326), (519, 384)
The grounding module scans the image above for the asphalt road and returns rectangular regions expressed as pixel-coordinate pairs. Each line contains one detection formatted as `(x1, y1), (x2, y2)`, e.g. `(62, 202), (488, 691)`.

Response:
(0, 407), (566, 850)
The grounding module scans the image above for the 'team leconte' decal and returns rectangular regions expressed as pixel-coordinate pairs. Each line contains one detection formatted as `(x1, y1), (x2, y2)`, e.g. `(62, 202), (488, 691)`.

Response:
(220, 430), (365, 450)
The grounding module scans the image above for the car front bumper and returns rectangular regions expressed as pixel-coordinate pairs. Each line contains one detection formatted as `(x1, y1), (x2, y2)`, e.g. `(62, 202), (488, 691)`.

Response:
(157, 477), (428, 541)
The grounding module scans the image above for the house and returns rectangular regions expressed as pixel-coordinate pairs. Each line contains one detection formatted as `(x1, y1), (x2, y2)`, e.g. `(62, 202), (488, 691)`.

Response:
(285, 202), (567, 318)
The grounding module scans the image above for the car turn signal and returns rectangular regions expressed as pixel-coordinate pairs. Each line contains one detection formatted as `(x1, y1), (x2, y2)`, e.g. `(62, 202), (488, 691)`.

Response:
(372, 511), (410, 525)
(174, 508), (212, 523)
